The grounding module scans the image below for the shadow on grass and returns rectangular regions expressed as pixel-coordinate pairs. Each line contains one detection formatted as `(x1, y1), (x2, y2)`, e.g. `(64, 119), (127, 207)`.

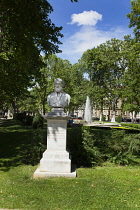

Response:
(0, 119), (46, 171)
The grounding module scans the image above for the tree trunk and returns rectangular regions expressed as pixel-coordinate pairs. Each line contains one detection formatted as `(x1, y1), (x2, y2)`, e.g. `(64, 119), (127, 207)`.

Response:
(12, 100), (18, 119)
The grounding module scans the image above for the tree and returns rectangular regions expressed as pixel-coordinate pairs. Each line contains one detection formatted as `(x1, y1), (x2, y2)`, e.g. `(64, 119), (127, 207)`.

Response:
(18, 55), (72, 114)
(17, 55), (86, 115)
(81, 39), (127, 121)
(121, 38), (140, 122)
(68, 62), (88, 114)
(127, 0), (140, 41)
(0, 0), (63, 55)
(0, 0), (63, 111)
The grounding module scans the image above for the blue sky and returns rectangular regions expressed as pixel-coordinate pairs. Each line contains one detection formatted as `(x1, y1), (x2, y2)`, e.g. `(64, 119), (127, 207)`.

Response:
(49, 0), (133, 64)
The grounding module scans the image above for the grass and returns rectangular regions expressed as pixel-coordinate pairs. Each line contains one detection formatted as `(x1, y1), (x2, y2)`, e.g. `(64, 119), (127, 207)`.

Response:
(0, 119), (46, 170)
(0, 119), (140, 209)
(0, 165), (140, 209)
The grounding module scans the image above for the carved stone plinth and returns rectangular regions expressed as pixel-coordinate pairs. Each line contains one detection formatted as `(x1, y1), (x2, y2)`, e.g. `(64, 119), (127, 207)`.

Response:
(33, 115), (76, 178)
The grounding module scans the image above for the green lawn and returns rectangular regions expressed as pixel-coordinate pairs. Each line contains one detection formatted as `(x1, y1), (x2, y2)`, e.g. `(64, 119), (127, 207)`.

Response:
(0, 165), (140, 209)
(0, 119), (140, 209)
(0, 119), (46, 170)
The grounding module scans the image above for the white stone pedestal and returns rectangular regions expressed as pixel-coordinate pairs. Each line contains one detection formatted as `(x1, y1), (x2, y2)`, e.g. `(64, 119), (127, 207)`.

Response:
(33, 115), (76, 178)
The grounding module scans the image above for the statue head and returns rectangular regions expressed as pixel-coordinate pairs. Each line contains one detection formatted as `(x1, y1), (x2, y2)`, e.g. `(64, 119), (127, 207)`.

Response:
(54, 78), (64, 93)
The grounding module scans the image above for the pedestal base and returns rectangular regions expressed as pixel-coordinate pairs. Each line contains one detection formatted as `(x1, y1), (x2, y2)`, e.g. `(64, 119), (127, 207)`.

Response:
(33, 165), (76, 178)
(33, 150), (76, 178)
(39, 150), (71, 173)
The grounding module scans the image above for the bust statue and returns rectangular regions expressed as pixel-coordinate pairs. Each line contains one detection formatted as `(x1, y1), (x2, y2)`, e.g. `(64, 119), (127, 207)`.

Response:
(47, 78), (70, 108)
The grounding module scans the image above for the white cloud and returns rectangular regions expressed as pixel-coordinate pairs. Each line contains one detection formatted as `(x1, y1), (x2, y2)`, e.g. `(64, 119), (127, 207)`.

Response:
(59, 26), (132, 63)
(69, 10), (102, 26)
(57, 11), (133, 64)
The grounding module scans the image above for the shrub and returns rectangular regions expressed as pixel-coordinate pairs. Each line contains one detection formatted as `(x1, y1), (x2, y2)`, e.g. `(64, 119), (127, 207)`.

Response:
(32, 113), (44, 129)
(15, 112), (26, 123)
(128, 133), (140, 156)
(24, 115), (33, 126)
(101, 115), (106, 121)
(15, 112), (33, 126)
(67, 127), (85, 167)
(67, 126), (140, 167)
(82, 127), (103, 166)
(116, 115), (122, 123)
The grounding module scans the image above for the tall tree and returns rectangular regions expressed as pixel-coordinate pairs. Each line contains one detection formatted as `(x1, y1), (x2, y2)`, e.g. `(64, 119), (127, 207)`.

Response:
(68, 62), (87, 114)
(121, 37), (140, 122)
(127, 0), (140, 41)
(81, 39), (126, 121)
(0, 0), (63, 110)
(0, 0), (63, 56)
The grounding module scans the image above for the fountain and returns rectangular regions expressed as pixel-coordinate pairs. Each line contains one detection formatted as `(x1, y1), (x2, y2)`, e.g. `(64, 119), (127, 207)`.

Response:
(84, 96), (92, 124)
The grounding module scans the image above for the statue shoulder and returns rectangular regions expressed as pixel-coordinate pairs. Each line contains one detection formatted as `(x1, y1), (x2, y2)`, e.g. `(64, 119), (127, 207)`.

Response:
(48, 92), (55, 96)
(47, 92), (55, 100)
(63, 92), (70, 97)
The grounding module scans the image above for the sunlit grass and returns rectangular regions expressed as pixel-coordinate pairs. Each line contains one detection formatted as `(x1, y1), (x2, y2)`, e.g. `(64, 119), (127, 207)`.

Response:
(0, 119), (140, 209)
(0, 165), (140, 209)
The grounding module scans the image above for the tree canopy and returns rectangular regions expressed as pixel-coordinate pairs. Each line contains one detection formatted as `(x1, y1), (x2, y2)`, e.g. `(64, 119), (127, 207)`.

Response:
(80, 36), (140, 121)
(0, 0), (63, 109)
(127, 0), (140, 41)
(0, 0), (63, 56)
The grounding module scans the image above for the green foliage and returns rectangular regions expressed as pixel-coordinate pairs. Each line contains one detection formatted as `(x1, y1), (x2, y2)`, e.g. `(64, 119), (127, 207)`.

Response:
(32, 55), (73, 114)
(128, 133), (140, 156)
(32, 113), (44, 129)
(1, 120), (140, 172)
(127, 0), (140, 41)
(0, 0), (63, 104)
(80, 37), (140, 118)
(67, 127), (85, 166)
(67, 126), (140, 166)
(15, 112), (33, 126)
(82, 128), (103, 166)
(0, 0), (63, 55)
(19, 55), (86, 114)
(121, 38), (140, 115)
(80, 38), (126, 113)
(108, 133), (140, 165)
(116, 115), (122, 123)
(101, 115), (106, 121)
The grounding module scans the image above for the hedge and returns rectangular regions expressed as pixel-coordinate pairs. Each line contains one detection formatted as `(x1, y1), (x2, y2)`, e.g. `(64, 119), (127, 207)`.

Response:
(67, 126), (140, 167)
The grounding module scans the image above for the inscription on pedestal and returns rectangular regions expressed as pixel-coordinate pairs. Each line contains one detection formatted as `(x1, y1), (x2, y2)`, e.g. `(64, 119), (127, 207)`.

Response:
(47, 119), (68, 151)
